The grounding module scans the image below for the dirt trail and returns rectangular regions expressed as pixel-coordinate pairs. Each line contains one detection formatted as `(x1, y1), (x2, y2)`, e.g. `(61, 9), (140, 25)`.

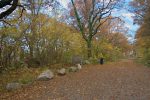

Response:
(1, 60), (150, 100)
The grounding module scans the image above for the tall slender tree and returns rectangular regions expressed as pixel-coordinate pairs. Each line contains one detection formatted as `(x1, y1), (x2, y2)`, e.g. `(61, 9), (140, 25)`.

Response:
(70, 0), (121, 58)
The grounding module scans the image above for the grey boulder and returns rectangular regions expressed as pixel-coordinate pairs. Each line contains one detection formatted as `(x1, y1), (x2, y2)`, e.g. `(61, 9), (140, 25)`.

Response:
(6, 82), (22, 91)
(77, 64), (82, 70)
(37, 70), (54, 81)
(72, 55), (83, 64)
(57, 68), (66, 75)
(84, 60), (91, 64)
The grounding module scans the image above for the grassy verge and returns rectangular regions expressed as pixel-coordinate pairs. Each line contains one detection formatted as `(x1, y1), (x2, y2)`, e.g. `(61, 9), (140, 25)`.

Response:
(0, 63), (74, 93)
(0, 67), (43, 93)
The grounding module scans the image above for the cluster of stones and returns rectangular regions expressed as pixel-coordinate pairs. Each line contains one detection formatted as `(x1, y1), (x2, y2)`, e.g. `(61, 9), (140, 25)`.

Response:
(6, 64), (82, 91)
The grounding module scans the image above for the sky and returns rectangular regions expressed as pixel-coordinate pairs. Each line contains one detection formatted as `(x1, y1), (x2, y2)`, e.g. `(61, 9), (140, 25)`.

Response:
(58, 0), (140, 42)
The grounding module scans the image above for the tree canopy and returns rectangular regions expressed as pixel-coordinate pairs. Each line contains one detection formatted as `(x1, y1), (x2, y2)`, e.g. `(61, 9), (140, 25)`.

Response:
(0, 0), (138, 72)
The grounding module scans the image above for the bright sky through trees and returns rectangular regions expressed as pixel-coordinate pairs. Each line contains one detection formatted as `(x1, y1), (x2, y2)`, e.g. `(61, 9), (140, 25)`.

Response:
(58, 0), (140, 42)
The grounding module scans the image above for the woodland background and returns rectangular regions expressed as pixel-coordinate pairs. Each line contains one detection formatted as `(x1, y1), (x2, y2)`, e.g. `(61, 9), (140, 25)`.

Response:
(0, 0), (149, 92)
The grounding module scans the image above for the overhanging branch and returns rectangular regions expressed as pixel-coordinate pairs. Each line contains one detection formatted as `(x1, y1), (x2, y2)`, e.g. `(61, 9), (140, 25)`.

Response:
(0, 0), (19, 19)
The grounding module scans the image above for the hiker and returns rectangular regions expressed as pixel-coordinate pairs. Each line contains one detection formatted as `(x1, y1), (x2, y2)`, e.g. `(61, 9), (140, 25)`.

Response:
(100, 58), (104, 65)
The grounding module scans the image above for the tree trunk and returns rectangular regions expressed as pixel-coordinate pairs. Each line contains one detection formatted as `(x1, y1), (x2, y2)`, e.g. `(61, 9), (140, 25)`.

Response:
(29, 44), (33, 58)
(87, 41), (92, 58)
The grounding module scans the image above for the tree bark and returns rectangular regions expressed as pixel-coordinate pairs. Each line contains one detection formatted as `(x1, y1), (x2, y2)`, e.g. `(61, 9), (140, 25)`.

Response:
(87, 40), (92, 58)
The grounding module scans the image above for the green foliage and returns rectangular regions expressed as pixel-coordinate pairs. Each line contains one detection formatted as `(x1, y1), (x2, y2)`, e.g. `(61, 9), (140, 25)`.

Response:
(138, 48), (150, 67)
(0, 4), (130, 72)
(132, 0), (150, 67)
(92, 35), (127, 62)
(135, 16), (150, 66)
(0, 15), (85, 72)
(88, 57), (99, 64)
(0, 66), (50, 92)
(144, 52), (150, 67)
(18, 73), (34, 84)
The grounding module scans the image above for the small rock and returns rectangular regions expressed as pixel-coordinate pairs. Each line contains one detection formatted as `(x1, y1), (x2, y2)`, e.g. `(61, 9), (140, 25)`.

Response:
(57, 68), (66, 75)
(37, 70), (54, 81)
(84, 60), (90, 64)
(6, 83), (22, 91)
(77, 64), (82, 70)
(72, 55), (83, 64)
(69, 67), (78, 72)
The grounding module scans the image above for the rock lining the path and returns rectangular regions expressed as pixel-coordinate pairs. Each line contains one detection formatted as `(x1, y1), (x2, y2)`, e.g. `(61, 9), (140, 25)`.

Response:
(37, 70), (54, 81)
(77, 64), (82, 70)
(6, 82), (22, 91)
(57, 68), (66, 75)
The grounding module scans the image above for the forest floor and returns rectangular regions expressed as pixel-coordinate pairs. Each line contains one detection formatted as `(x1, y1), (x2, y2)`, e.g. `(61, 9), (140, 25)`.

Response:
(1, 59), (150, 100)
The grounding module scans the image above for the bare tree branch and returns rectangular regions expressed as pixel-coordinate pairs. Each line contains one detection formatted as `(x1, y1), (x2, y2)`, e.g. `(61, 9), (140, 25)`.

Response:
(0, 0), (19, 19)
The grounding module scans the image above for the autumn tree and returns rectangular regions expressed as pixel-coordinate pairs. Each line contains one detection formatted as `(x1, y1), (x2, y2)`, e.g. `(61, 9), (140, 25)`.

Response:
(92, 18), (131, 61)
(129, 0), (149, 24)
(0, 0), (53, 21)
(70, 0), (121, 58)
(131, 0), (150, 66)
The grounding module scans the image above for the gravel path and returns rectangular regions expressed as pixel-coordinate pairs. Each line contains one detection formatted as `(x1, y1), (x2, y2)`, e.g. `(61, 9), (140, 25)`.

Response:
(1, 60), (150, 100)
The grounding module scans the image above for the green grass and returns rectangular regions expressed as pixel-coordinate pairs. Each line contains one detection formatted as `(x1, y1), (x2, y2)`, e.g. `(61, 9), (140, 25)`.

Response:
(18, 73), (35, 84)
(0, 64), (72, 93)
(0, 66), (49, 93)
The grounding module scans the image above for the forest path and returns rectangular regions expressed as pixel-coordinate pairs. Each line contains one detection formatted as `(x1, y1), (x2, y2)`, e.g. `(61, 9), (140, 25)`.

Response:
(1, 60), (150, 100)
